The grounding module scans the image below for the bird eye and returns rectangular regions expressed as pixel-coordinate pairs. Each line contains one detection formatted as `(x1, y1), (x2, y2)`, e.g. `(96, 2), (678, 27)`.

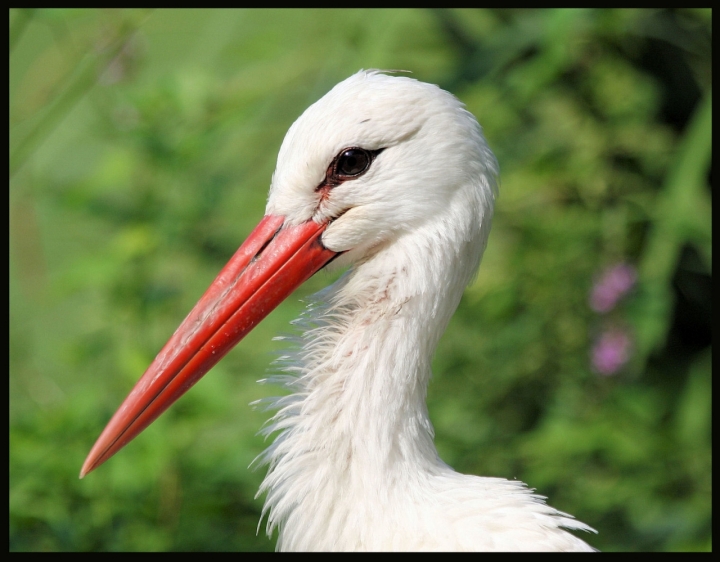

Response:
(335, 148), (371, 178)
(318, 147), (384, 193)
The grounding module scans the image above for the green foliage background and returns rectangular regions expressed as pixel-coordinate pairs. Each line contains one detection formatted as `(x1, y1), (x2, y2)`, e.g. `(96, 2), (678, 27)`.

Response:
(10, 9), (711, 551)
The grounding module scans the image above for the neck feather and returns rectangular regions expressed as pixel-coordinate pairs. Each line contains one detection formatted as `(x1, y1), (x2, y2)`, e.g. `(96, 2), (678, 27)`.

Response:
(255, 206), (491, 547)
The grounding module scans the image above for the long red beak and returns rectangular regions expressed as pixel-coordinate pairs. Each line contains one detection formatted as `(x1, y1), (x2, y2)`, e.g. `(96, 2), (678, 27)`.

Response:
(80, 215), (337, 478)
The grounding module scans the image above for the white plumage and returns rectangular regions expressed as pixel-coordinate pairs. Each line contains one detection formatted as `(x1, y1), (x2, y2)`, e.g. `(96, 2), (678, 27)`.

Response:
(83, 70), (596, 551)
(254, 71), (595, 551)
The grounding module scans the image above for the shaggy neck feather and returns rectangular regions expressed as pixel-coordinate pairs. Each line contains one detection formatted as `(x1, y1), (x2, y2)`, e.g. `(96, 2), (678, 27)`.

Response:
(256, 214), (484, 548)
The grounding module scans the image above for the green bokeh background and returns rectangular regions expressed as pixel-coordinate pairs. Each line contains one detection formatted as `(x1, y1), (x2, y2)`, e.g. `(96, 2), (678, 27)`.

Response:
(10, 9), (711, 551)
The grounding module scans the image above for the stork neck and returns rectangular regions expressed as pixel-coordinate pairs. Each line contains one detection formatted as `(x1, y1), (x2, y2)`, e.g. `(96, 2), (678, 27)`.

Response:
(315, 254), (454, 464)
(270, 222), (481, 475)
(257, 213), (490, 548)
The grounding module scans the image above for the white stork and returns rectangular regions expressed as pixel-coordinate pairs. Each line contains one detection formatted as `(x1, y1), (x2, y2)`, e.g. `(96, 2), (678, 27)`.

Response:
(82, 70), (596, 551)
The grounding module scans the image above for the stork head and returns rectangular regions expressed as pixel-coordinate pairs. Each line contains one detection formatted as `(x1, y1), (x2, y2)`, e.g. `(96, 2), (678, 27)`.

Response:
(268, 70), (497, 266)
(81, 71), (497, 477)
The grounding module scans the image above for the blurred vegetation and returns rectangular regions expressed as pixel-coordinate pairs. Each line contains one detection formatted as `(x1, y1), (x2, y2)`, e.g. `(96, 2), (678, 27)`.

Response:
(10, 9), (711, 551)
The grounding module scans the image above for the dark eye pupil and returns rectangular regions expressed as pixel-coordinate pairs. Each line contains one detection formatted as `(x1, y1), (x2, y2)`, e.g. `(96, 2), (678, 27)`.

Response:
(337, 149), (370, 176)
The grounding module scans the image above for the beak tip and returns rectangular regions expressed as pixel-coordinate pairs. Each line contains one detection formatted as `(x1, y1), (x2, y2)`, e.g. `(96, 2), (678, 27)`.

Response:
(79, 457), (95, 479)
(79, 216), (336, 478)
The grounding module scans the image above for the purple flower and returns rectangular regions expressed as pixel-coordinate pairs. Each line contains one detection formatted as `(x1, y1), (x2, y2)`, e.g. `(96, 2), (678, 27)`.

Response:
(592, 329), (632, 376)
(590, 263), (637, 313)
